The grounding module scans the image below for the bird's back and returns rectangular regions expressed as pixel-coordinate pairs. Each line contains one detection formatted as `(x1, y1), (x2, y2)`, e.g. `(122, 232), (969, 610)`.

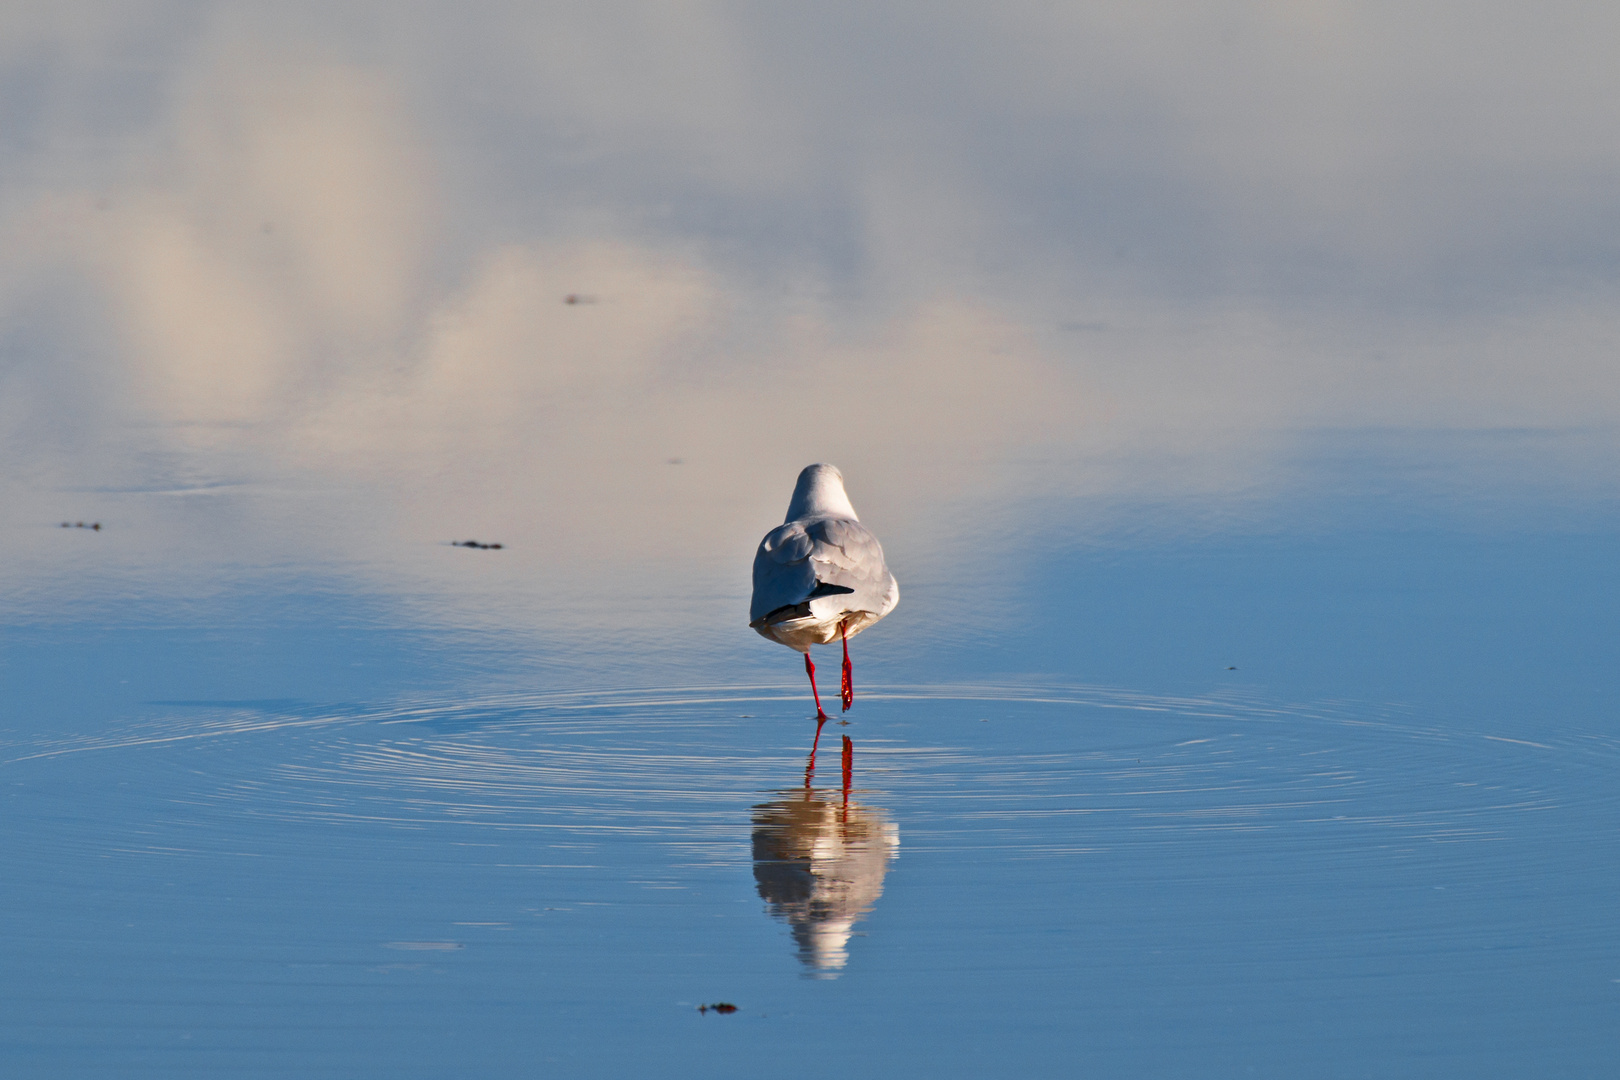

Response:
(750, 513), (898, 650)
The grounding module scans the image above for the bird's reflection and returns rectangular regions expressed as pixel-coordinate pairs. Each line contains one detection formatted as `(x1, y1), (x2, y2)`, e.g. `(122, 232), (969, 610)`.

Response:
(751, 741), (899, 977)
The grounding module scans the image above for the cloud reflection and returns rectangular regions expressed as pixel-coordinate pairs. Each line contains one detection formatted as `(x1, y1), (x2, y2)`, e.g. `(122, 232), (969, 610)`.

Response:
(3, 3), (1618, 635)
(751, 788), (899, 976)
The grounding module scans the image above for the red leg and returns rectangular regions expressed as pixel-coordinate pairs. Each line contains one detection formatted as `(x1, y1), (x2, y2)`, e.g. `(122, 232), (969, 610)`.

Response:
(840, 622), (853, 712)
(841, 735), (853, 799)
(804, 648), (830, 786)
(805, 714), (828, 786)
(805, 649), (830, 721)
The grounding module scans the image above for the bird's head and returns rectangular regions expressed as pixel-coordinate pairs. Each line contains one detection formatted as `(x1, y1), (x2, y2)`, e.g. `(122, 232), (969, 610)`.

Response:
(786, 463), (858, 521)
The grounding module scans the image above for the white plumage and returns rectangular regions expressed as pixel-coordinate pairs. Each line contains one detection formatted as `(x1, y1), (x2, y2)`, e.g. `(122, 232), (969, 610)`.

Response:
(750, 464), (898, 651)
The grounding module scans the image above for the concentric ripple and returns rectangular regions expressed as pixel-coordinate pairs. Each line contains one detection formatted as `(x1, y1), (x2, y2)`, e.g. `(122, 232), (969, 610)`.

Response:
(9, 682), (1612, 872)
(4, 680), (1617, 1078)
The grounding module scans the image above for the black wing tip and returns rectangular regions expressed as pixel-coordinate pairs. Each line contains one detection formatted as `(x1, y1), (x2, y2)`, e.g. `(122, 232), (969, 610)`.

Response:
(759, 601), (811, 625)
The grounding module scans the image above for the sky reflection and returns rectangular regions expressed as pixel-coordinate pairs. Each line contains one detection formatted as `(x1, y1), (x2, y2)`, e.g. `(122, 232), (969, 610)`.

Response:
(5, 2), (1620, 642)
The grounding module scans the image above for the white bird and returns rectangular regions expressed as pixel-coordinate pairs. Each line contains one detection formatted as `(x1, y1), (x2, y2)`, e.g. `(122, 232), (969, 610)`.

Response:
(750, 464), (899, 748)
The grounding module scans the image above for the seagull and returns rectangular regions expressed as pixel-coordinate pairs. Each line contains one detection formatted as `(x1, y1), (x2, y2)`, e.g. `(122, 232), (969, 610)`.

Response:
(750, 464), (899, 759)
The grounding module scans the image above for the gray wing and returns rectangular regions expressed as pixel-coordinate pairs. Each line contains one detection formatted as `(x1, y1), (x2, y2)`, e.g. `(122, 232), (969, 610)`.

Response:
(750, 516), (895, 625)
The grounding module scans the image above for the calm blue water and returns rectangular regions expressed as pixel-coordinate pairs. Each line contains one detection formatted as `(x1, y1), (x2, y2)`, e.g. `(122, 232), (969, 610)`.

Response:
(4, 481), (1617, 1079)
(7, 6), (1620, 1075)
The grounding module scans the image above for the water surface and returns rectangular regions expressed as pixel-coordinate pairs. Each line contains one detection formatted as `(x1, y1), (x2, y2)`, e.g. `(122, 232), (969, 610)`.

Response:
(6, 6), (1620, 1075)
(5, 541), (1618, 1078)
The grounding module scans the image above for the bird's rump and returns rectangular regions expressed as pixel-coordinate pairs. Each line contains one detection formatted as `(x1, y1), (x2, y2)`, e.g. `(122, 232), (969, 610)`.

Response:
(749, 516), (894, 634)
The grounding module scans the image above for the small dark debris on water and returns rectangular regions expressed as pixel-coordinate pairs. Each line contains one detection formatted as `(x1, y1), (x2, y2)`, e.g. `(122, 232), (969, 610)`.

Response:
(61, 522), (101, 530)
(563, 294), (598, 305)
(698, 1003), (738, 1015)
(1226, 666), (1237, 670)
(454, 540), (504, 550)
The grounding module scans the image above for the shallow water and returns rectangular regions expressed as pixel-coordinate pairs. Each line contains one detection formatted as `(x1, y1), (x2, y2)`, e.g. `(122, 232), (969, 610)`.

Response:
(5, 607), (1618, 1078)
(8, 7), (1620, 1074)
